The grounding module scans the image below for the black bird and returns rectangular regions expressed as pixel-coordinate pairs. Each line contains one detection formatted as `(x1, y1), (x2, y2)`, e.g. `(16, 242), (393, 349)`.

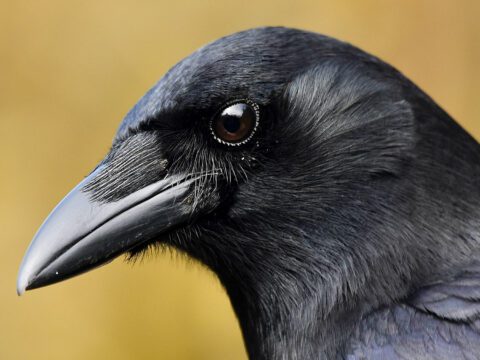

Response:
(17, 27), (480, 359)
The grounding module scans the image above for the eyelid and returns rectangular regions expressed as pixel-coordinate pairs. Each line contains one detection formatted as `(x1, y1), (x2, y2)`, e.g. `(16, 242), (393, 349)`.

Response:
(209, 99), (260, 147)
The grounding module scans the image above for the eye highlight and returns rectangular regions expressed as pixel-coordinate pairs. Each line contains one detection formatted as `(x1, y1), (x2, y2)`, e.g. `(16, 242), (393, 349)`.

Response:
(210, 99), (260, 146)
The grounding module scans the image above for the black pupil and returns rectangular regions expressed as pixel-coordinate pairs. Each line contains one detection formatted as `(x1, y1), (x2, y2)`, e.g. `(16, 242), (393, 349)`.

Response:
(223, 115), (241, 133)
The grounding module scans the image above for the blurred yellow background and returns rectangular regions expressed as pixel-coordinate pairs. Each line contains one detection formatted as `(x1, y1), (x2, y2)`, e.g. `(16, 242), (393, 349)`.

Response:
(1, 0), (479, 359)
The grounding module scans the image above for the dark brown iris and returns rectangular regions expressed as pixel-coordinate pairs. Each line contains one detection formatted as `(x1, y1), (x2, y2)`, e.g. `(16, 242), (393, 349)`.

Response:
(212, 102), (258, 145)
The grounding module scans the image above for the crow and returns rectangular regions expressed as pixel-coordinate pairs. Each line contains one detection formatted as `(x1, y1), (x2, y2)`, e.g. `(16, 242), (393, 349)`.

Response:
(17, 27), (480, 359)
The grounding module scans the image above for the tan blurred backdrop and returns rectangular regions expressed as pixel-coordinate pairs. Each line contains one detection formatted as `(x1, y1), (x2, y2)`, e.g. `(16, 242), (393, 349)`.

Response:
(1, 0), (479, 359)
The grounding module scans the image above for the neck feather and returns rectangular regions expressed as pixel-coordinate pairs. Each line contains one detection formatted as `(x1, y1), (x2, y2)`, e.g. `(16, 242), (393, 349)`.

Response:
(221, 273), (367, 360)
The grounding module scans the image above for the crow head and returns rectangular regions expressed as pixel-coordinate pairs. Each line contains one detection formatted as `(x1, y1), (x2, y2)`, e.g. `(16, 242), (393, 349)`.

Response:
(18, 27), (480, 358)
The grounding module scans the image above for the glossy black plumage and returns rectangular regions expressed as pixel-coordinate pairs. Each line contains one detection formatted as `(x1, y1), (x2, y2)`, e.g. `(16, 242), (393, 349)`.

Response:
(18, 27), (480, 359)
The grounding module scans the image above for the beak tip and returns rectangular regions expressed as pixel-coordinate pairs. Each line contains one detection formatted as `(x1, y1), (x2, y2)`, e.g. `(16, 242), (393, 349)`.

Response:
(16, 276), (27, 296)
(17, 262), (34, 296)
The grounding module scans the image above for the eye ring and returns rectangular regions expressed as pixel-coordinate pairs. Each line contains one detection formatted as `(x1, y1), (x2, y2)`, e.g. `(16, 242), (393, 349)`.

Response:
(209, 99), (260, 147)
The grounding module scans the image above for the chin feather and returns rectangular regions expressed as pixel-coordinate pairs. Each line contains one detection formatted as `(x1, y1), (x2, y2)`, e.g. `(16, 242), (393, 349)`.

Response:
(125, 241), (170, 264)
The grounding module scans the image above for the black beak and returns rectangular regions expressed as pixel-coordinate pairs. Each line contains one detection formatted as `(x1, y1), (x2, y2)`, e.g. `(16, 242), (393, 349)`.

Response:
(17, 165), (196, 295)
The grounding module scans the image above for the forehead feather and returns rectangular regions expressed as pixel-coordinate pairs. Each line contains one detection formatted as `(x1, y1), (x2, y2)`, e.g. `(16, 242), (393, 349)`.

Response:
(116, 27), (348, 138)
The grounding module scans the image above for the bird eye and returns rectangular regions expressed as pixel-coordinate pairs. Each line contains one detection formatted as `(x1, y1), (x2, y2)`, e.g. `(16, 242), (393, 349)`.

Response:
(210, 100), (259, 146)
